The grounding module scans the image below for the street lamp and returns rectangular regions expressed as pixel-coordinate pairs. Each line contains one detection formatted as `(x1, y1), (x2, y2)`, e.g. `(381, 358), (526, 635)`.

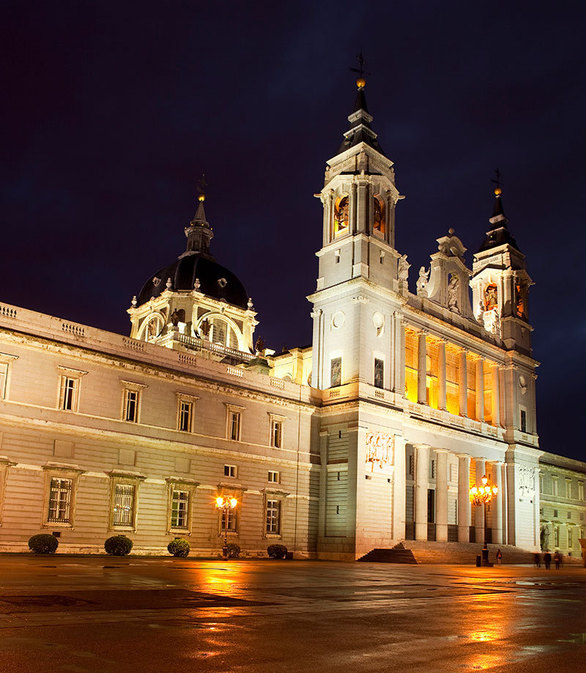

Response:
(470, 475), (498, 566)
(215, 495), (238, 558)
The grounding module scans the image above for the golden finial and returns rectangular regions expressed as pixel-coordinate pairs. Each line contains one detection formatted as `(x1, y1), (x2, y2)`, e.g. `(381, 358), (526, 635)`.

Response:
(491, 168), (503, 196)
(494, 187), (502, 196)
(196, 173), (207, 202)
(356, 77), (366, 89)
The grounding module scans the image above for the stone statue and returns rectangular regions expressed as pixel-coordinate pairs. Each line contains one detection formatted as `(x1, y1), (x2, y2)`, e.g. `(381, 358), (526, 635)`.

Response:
(398, 254), (409, 282)
(254, 336), (265, 355)
(447, 274), (460, 313)
(416, 266), (429, 296)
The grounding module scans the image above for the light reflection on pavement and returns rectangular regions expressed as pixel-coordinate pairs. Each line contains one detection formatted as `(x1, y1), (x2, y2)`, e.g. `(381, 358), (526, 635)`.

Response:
(0, 557), (584, 672)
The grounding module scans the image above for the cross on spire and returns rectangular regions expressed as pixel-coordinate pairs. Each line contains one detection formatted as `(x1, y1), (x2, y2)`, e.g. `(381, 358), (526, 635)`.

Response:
(196, 174), (207, 202)
(350, 51), (370, 88)
(491, 168), (503, 195)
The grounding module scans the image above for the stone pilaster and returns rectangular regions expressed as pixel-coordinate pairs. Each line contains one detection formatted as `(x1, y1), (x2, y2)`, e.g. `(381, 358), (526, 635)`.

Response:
(459, 350), (468, 417)
(415, 444), (430, 541)
(438, 340), (447, 411)
(490, 461), (503, 544)
(475, 358), (484, 422)
(417, 332), (427, 405)
(435, 449), (449, 542)
(457, 454), (471, 542)
(474, 458), (486, 543)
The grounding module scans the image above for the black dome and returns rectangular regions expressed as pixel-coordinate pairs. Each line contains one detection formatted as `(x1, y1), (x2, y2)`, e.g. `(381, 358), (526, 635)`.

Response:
(137, 252), (249, 309)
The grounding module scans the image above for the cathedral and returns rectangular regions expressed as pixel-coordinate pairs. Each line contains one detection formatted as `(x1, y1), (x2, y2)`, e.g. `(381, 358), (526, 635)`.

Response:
(0, 77), (584, 561)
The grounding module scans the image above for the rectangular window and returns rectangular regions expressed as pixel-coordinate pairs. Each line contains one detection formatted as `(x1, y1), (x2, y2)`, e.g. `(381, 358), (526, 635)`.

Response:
(553, 509), (558, 518)
(228, 410), (241, 441)
(113, 483), (135, 526)
(565, 480), (572, 499)
(178, 400), (193, 432)
(579, 483), (585, 501)
(47, 478), (72, 523)
(552, 477), (559, 497)
(330, 357), (342, 387)
(59, 377), (79, 411)
(407, 454), (414, 478)
(539, 473), (544, 493)
(170, 489), (189, 529)
(520, 409), (527, 433)
(567, 511), (572, 520)
(221, 507), (237, 532)
(0, 363), (8, 399)
(266, 499), (281, 534)
(554, 526), (560, 547)
(268, 470), (280, 483)
(224, 464), (237, 478)
(271, 419), (283, 448)
(123, 389), (139, 423)
(374, 358), (384, 389)
(568, 527), (573, 548)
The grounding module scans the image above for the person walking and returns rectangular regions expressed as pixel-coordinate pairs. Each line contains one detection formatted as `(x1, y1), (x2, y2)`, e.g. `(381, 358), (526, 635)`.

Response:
(533, 553), (541, 568)
(544, 551), (552, 569)
(496, 549), (503, 566)
(554, 551), (561, 569)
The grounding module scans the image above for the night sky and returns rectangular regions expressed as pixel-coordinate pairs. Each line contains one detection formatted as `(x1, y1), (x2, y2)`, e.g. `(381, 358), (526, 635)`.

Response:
(2, 1), (585, 461)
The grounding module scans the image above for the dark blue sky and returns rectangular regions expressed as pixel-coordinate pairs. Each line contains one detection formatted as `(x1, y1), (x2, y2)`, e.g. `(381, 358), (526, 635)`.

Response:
(2, 1), (585, 460)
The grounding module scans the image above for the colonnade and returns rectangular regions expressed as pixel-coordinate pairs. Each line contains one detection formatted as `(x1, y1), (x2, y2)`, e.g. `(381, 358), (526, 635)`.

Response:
(406, 328), (501, 426)
(410, 444), (506, 545)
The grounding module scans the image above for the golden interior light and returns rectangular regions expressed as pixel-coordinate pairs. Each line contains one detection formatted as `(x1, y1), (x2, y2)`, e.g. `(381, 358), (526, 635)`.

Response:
(215, 496), (224, 507)
(481, 475), (488, 486)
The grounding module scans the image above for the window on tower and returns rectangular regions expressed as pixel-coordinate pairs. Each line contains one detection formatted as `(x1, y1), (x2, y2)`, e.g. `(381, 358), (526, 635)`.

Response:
(333, 195), (349, 237)
(484, 284), (498, 312)
(373, 196), (385, 237)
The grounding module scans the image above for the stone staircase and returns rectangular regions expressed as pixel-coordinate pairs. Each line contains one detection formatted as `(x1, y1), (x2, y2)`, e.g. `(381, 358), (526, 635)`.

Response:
(356, 541), (560, 565)
(358, 543), (417, 564)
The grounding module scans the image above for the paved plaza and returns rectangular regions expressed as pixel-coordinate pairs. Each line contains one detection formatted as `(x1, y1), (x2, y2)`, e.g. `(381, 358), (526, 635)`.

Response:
(0, 556), (584, 672)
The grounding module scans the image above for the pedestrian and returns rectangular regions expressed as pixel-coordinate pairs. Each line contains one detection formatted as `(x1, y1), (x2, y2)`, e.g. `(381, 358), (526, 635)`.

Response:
(533, 553), (541, 568)
(496, 549), (503, 566)
(544, 552), (551, 569)
(553, 551), (561, 570)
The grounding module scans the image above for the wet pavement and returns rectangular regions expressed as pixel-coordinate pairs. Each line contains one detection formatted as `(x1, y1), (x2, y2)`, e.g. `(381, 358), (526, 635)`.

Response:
(0, 556), (584, 672)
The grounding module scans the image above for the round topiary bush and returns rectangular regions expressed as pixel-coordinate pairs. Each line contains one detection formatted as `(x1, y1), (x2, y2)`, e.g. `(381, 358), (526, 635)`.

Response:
(267, 543), (287, 559)
(28, 533), (59, 554)
(104, 535), (133, 556)
(226, 542), (241, 558)
(168, 538), (190, 558)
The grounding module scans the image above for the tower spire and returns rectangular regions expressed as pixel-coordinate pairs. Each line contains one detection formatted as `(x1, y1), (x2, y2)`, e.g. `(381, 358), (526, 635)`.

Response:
(183, 174), (214, 258)
(337, 53), (384, 156)
(478, 171), (520, 252)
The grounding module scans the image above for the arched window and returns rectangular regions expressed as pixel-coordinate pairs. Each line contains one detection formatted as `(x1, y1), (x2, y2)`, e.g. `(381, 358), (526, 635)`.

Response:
(373, 196), (385, 236)
(140, 314), (165, 342)
(198, 316), (239, 350)
(333, 195), (349, 237)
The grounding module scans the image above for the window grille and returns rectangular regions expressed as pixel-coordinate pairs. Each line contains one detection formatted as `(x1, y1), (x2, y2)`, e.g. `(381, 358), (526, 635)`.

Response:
(60, 377), (78, 411)
(228, 411), (241, 441)
(170, 489), (189, 528)
(47, 478), (72, 523)
(113, 483), (135, 526)
(266, 499), (281, 534)
(221, 507), (237, 532)
(271, 419), (283, 448)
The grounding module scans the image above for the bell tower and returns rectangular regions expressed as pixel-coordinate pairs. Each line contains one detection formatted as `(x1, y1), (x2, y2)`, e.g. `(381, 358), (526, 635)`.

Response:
(308, 75), (404, 391)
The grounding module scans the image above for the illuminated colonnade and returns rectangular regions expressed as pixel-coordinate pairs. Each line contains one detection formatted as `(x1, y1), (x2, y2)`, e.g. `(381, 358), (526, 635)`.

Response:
(404, 327), (500, 425)
(408, 445), (506, 544)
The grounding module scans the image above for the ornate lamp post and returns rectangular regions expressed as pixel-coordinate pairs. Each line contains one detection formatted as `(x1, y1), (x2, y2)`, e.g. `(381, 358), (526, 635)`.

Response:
(470, 475), (498, 566)
(215, 495), (238, 558)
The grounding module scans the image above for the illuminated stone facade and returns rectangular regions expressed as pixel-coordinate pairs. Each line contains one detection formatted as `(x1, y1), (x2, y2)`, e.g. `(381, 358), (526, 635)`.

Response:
(0, 80), (583, 559)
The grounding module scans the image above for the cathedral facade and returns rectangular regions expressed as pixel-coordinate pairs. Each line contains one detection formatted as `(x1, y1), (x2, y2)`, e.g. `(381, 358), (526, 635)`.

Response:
(0, 79), (584, 560)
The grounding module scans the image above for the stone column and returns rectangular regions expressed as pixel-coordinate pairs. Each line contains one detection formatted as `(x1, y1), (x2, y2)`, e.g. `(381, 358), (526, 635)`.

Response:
(475, 458), (486, 543)
(415, 444), (430, 541)
(457, 454), (471, 542)
(417, 332), (427, 405)
(438, 341), (447, 411)
(435, 449), (449, 542)
(459, 350), (468, 417)
(491, 365), (500, 427)
(392, 436), (406, 541)
(323, 191), (333, 243)
(491, 461), (503, 544)
(475, 358), (484, 422)
(356, 183), (368, 234)
(350, 182), (358, 235)
(396, 319), (406, 396)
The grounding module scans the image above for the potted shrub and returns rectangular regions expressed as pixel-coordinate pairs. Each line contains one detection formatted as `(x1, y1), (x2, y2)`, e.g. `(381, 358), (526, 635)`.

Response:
(226, 542), (240, 558)
(104, 535), (133, 556)
(267, 544), (287, 559)
(28, 533), (59, 554)
(168, 538), (190, 558)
